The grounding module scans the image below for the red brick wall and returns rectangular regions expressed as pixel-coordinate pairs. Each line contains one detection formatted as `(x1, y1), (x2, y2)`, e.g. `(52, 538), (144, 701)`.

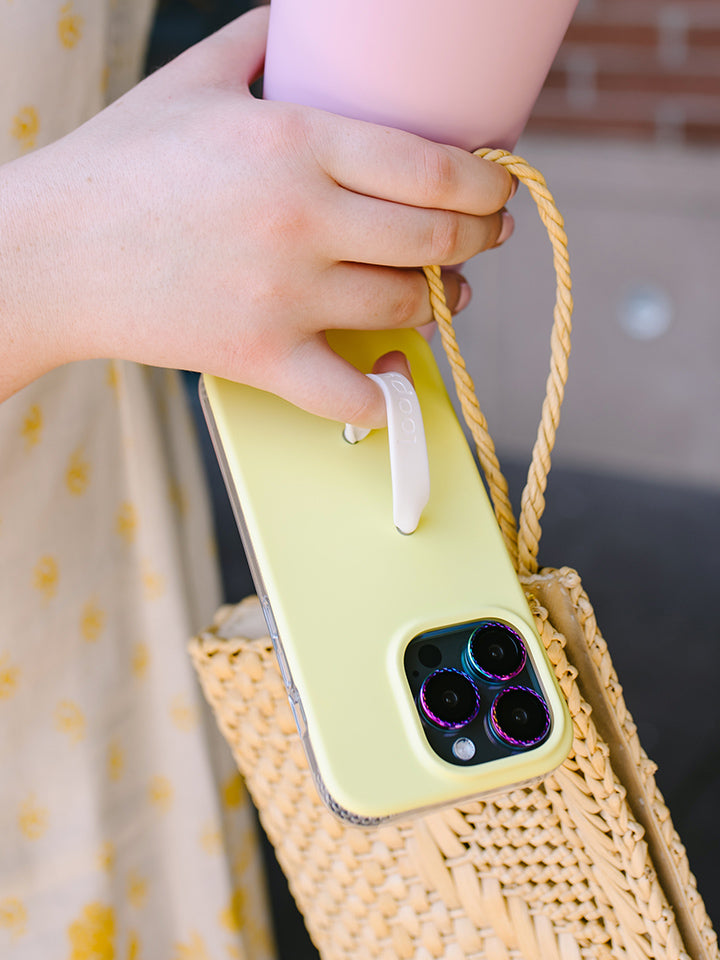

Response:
(527, 0), (720, 143)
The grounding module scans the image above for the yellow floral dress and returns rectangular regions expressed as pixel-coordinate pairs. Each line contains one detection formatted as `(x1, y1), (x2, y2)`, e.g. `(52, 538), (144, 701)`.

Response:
(0, 3), (275, 958)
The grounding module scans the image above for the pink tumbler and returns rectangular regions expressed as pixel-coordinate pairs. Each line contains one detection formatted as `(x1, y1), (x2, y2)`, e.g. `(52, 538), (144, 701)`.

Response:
(263, 0), (578, 151)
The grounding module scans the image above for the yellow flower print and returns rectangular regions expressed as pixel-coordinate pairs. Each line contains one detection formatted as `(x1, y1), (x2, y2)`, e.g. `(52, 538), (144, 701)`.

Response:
(222, 773), (244, 810)
(81, 599), (106, 642)
(0, 653), (20, 700)
(66, 447), (91, 495)
(55, 700), (86, 744)
(148, 776), (173, 813)
(172, 931), (210, 960)
(246, 920), (274, 955)
(164, 369), (180, 396)
(67, 902), (115, 960)
(219, 889), (246, 934)
(58, 1), (84, 49)
(97, 842), (115, 873)
(115, 501), (137, 544)
(141, 560), (165, 601)
(0, 897), (27, 940)
(231, 844), (252, 880)
(126, 931), (141, 960)
(169, 694), (198, 732)
(131, 642), (150, 679)
(33, 555), (59, 603)
(199, 822), (222, 855)
(106, 361), (119, 393)
(21, 404), (43, 449)
(168, 480), (188, 517)
(18, 794), (49, 840)
(107, 741), (124, 782)
(11, 106), (39, 152)
(127, 873), (148, 910)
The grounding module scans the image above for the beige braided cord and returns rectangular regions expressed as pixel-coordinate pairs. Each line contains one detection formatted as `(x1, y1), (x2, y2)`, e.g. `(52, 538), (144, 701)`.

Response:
(423, 260), (519, 569)
(423, 148), (573, 576)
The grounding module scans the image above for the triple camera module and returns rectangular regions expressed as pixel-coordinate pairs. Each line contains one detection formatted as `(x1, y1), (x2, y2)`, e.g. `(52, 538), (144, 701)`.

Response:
(404, 620), (551, 766)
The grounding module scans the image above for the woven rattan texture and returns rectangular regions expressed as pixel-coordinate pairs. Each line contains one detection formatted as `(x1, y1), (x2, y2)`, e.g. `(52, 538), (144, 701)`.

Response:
(189, 569), (718, 960)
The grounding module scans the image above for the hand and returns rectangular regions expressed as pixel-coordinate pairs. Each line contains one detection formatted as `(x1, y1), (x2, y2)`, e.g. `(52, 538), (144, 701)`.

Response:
(0, 6), (514, 424)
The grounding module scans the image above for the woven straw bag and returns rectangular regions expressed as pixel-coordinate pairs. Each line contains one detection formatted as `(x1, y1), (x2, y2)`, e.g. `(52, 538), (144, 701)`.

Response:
(190, 152), (719, 960)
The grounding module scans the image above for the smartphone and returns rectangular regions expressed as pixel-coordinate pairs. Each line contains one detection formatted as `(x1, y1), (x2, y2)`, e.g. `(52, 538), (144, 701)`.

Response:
(200, 329), (572, 824)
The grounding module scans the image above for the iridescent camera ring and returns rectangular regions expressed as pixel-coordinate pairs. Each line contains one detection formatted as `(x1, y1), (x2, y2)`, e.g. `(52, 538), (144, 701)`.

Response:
(467, 621), (526, 681)
(489, 686), (550, 748)
(419, 668), (480, 730)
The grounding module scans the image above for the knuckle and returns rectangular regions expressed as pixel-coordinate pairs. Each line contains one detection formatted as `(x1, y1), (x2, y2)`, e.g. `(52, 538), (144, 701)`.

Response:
(427, 211), (462, 264)
(476, 161), (513, 215)
(416, 144), (457, 202)
(389, 279), (424, 328)
(278, 199), (313, 244)
(239, 113), (321, 246)
(263, 104), (311, 155)
(260, 190), (314, 247)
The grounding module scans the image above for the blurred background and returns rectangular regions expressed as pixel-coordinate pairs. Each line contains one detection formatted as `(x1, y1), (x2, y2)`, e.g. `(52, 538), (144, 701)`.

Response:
(145, 1), (720, 956)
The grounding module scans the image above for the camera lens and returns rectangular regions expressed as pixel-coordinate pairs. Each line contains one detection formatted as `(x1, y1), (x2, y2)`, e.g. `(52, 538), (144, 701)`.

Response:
(490, 687), (550, 747)
(420, 669), (480, 729)
(467, 622), (526, 681)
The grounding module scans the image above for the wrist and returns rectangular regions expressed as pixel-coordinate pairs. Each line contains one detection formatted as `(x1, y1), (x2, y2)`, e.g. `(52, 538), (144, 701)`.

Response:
(0, 147), (83, 400)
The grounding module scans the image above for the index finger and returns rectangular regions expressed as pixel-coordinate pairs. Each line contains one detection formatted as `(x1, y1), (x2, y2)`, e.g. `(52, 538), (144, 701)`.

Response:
(311, 112), (513, 216)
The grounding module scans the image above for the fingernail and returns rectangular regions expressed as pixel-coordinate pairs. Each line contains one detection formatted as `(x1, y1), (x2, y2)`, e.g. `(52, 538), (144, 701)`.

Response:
(454, 281), (472, 314)
(496, 210), (514, 246)
(417, 321), (438, 342)
(509, 176), (519, 200)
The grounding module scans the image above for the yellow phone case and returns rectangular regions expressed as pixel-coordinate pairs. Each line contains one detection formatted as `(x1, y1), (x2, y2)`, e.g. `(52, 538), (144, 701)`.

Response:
(201, 329), (572, 823)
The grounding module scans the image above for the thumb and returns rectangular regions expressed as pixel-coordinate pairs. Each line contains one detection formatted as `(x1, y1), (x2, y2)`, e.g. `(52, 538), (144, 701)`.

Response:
(276, 336), (389, 428)
(185, 6), (270, 89)
(229, 6), (271, 88)
(371, 351), (413, 383)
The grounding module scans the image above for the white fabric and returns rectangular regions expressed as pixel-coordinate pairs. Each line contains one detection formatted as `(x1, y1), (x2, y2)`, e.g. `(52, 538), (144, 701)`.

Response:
(0, 3), (275, 958)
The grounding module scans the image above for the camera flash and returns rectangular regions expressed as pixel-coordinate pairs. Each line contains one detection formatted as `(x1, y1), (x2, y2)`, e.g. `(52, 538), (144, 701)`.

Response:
(452, 737), (476, 761)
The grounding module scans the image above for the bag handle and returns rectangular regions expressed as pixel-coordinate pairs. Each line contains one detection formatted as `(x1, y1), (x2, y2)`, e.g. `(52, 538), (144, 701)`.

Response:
(423, 148), (573, 576)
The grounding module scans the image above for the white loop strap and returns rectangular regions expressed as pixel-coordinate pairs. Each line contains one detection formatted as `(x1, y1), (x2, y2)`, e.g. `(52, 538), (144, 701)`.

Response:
(343, 372), (430, 535)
